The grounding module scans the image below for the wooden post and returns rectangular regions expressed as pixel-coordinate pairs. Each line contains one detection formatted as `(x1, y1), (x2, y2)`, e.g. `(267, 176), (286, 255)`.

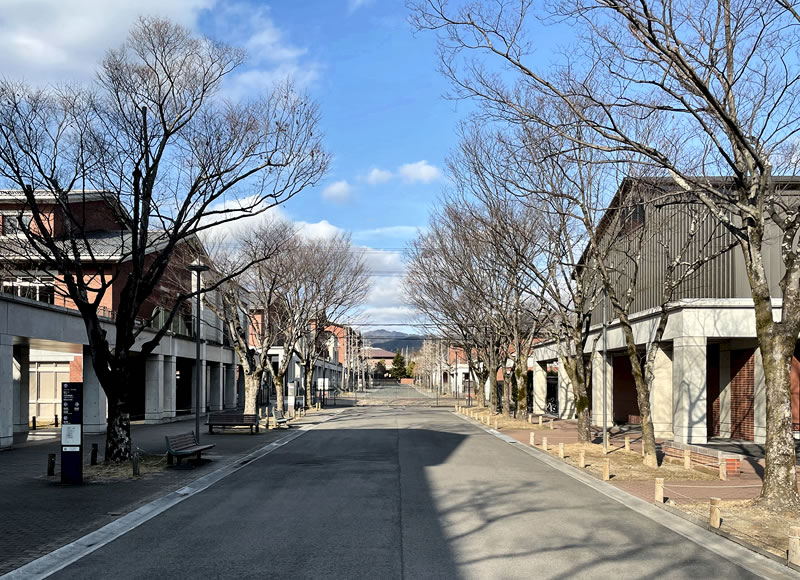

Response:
(654, 478), (664, 503)
(47, 453), (55, 477)
(624, 436), (631, 452)
(529, 432), (535, 447)
(558, 442), (565, 459)
(578, 449), (585, 468)
(789, 526), (800, 568)
(602, 458), (610, 481)
(528, 414), (532, 424)
(549, 418), (554, 430)
(538, 416), (543, 426)
(493, 418), (498, 430)
(683, 449), (692, 470)
(709, 497), (721, 529)
(718, 453), (727, 481)
(132, 452), (140, 477)
(542, 437), (548, 452)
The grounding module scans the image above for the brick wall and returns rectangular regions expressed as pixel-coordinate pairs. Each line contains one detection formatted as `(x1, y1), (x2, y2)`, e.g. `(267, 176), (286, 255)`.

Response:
(730, 348), (755, 441)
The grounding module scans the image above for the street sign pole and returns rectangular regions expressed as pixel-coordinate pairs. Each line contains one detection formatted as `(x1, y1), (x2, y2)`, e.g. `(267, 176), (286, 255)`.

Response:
(61, 382), (83, 484)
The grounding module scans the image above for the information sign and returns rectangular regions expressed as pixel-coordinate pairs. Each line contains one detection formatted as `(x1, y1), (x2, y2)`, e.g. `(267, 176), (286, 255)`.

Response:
(61, 382), (83, 484)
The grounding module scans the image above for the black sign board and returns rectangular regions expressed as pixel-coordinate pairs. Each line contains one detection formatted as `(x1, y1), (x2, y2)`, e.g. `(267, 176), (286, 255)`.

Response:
(61, 382), (83, 484)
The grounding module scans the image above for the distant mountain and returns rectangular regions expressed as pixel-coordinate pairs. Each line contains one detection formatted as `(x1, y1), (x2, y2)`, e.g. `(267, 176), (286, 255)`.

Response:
(363, 329), (427, 354)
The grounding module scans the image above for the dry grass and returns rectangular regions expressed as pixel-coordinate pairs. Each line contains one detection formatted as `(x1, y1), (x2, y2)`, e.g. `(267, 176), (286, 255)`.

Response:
(676, 500), (799, 557)
(83, 454), (168, 483)
(552, 443), (719, 482)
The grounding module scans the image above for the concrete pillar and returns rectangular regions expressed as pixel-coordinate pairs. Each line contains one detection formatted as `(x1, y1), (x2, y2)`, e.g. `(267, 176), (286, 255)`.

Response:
(190, 360), (207, 415)
(82, 346), (107, 435)
(13, 344), (30, 433)
(672, 336), (707, 444)
(719, 348), (731, 438)
(649, 343), (674, 439)
(753, 347), (767, 444)
(557, 359), (575, 420)
(163, 355), (176, 420)
(0, 335), (14, 446)
(592, 350), (613, 429)
(209, 362), (223, 411)
(223, 363), (236, 409)
(533, 362), (547, 414)
(144, 354), (164, 423)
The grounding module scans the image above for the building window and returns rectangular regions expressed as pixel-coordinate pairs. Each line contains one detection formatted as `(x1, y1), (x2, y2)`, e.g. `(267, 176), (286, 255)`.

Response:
(0, 277), (55, 304)
(1, 213), (33, 236)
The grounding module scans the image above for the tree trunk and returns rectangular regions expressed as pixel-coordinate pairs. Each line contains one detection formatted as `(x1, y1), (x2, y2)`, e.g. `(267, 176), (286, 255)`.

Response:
(242, 370), (261, 415)
(502, 367), (511, 417)
(304, 362), (313, 409)
(757, 332), (800, 508)
(619, 322), (658, 468)
(563, 354), (591, 443)
(274, 371), (286, 413)
(104, 389), (131, 462)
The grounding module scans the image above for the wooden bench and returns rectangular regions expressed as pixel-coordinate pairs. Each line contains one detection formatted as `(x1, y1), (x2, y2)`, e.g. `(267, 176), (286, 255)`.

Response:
(206, 413), (260, 434)
(662, 440), (743, 477)
(165, 431), (215, 466)
(272, 407), (290, 429)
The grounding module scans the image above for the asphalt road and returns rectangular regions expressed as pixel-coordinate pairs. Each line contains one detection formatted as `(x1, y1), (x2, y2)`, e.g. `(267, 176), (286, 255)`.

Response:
(52, 407), (761, 579)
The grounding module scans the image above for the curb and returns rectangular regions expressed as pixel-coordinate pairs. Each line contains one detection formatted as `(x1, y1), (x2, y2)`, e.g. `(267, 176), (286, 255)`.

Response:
(1, 410), (345, 580)
(454, 411), (798, 580)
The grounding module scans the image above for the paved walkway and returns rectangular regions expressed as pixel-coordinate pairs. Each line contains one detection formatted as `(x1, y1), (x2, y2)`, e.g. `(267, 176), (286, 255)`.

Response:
(488, 412), (775, 505)
(0, 407), (344, 575)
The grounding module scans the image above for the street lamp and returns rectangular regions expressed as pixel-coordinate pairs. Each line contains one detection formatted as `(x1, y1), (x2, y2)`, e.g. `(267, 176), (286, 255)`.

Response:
(189, 261), (210, 443)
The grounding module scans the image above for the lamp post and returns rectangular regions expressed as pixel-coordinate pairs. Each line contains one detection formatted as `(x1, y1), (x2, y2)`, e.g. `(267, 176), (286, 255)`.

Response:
(189, 261), (210, 442)
(602, 287), (608, 452)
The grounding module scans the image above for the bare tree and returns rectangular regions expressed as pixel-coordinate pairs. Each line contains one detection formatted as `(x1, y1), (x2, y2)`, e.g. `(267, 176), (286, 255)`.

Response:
(0, 17), (329, 460)
(295, 235), (370, 409)
(411, 0), (800, 507)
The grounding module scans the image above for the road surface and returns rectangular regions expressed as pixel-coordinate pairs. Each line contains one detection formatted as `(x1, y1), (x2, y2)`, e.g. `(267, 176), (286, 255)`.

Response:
(51, 407), (765, 579)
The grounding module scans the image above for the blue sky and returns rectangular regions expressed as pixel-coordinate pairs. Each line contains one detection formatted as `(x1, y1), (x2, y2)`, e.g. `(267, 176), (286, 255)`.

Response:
(0, 0), (471, 329)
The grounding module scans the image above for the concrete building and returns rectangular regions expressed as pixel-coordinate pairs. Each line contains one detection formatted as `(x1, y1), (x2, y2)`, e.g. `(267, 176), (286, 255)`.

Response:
(529, 177), (800, 444)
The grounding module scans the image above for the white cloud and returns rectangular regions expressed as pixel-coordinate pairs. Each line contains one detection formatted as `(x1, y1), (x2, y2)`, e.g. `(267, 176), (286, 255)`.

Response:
(0, 0), (213, 84)
(364, 167), (393, 185)
(322, 180), (353, 203)
(397, 160), (442, 184)
(353, 225), (419, 240)
(295, 219), (344, 240)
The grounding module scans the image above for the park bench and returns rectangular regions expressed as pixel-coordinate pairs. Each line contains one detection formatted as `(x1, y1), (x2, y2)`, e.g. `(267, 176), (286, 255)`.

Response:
(165, 431), (215, 466)
(206, 413), (260, 434)
(272, 407), (290, 429)
(662, 440), (743, 477)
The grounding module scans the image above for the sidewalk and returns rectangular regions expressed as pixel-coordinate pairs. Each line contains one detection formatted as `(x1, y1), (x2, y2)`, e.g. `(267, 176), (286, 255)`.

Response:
(0, 407), (342, 575)
(498, 415), (772, 504)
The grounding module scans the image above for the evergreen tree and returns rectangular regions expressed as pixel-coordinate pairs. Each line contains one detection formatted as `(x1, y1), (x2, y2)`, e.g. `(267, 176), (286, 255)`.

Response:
(390, 351), (408, 379)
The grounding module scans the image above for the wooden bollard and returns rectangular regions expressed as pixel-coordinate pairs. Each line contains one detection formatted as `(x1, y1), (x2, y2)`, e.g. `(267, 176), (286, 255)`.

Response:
(542, 437), (548, 452)
(529, 432), (536, 447)
(558, 442), (565, 459)
(709, 497), (721, 529)
(538, 416), (543, 426)
(602, 458), (610, 481)
(654, 478), (664, 503)
(789, 526), (800, 568)
(527, 414), (532, 424)
(493, 418), (498, 430)
(132, 452), (140, 477)
(718, 453), (727, 481)
(549, 418), (554, 430)
(684, 449), (692, 470)
(47, 453), (56, 476)
(31, 416), (36, 430)
(624, 436), (631, 452)
(90, 443), (98, 466)
(578, 449), (585, 468)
